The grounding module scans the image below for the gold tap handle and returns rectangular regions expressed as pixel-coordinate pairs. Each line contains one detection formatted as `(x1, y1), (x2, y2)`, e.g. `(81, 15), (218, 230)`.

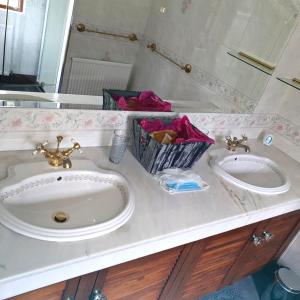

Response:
(73, 142), (81, 151)
(225, 136), (233, 147)
(62, 141), (81, 157)
(240, 135), (248, 142)
(56, 136), (63, 152)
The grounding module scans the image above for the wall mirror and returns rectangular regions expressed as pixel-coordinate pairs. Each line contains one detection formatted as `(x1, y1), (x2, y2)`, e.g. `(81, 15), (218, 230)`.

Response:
(0, 0), (299, 113)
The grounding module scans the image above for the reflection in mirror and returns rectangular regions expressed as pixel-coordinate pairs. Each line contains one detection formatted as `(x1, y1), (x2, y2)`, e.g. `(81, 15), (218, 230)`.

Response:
(0, 0), (299, 113)
(0, 91), (102, 109)
(128, 0), (299, 113)
(0, 98), (102, 110)
(0, 0), (74, 92)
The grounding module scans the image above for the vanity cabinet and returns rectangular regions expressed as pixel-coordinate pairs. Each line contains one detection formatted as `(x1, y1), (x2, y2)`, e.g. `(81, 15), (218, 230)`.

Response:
(223, 211), (300, 285)
(8, 210), (300, 300)
(60, 246), (183, 300)
(101, 246), (183, 300)
(159, 224), (257, 300)
(159, 210), (300, 300)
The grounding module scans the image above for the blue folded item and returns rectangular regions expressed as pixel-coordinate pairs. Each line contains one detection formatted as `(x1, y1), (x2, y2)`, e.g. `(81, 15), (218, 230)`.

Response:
(165, 180), (203, 192)
(155, 169), (209, 194)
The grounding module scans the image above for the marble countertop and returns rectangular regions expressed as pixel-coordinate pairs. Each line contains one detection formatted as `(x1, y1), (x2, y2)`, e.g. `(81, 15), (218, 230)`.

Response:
(0, 141), (300, 299)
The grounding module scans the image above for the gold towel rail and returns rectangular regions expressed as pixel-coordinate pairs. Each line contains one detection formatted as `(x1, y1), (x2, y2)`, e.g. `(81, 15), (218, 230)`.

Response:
(76, 23), (138, 42)
(238, 51), (275, 71)
(147, 43), (192, 73)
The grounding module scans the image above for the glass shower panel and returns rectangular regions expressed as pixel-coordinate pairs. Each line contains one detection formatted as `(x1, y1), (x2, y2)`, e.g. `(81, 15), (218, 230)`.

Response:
(37, 0), (74, 92)
(0, 0), (8, 75)
(4, 0), (48, 76)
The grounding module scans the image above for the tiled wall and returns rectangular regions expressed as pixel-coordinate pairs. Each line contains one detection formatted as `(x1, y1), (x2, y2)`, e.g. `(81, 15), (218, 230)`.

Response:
(129, 0), (299, 113)
(59, 0), (300, 114)
(255, 14), (300, 276)
(255, 17), (300, 127)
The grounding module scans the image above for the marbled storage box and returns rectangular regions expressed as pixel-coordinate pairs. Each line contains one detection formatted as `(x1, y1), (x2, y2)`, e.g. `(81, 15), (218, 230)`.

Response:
(102, 89), (140, 111)
(131, 117), (213, 174)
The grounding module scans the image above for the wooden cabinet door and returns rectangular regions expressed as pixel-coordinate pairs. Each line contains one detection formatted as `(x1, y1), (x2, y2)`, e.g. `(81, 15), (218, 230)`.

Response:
(62, 271), (104, 300)
(62, 247), (182, 300)
(9, 247), (182, 300)
(102, 246), (183, 300)
(8, 282), (66, 300)
(159, 224), (257, 300)
(223, 211), (300, 285)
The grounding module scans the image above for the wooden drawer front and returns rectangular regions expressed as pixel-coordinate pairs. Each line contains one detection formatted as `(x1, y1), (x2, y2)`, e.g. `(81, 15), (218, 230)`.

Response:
(102, 246), (182, 300)
(9, 282), (66, 300)
(205, 224), (256, 250)
(181, 239), (250, 300)
(224, 212), (300, 284)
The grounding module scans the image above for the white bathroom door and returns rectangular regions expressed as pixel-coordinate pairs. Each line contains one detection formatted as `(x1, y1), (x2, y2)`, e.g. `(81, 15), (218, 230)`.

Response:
(37, 0), (74, 93)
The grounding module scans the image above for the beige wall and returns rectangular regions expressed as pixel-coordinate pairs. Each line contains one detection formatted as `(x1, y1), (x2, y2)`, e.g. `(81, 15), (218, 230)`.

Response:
(129, 0), (299, 113)
(255, 18), (300, 126)
(255, 16), (300, 277)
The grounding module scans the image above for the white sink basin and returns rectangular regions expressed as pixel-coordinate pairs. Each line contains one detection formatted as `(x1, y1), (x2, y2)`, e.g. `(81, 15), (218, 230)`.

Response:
(211, 152), (290, 195)
(0, 160), (135, 242)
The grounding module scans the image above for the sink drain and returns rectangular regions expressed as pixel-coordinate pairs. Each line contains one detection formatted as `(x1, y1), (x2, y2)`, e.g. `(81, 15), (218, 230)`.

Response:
(52, 212), (69, 223)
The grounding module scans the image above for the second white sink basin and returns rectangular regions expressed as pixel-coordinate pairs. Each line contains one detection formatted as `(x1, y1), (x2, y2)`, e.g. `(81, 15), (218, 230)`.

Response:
(0, 160), (135, 242)
(211, 152), (290, 195)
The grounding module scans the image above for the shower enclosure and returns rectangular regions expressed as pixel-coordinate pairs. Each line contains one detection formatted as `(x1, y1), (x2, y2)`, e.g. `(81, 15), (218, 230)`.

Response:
(0, 0), (74, 92)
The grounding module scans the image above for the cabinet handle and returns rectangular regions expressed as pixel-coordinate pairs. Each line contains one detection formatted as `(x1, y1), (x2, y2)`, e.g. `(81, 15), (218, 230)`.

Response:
(89, 289), (107, 300)
(262, 231), (274, 242)
(252, 234), (263, 246)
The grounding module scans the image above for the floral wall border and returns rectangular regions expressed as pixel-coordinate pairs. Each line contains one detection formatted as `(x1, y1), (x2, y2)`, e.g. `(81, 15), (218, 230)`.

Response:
(272, 115), (300, 147)
(0, 108), (299, 148)
(0, 108), (275, 132)
(184, 113), (276, 130)
(0, 109), (175, 132)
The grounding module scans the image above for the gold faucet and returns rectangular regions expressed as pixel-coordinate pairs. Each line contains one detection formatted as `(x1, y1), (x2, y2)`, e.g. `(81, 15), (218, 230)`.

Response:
(34, 136), (81, 168)
(225, 135), (250, 152)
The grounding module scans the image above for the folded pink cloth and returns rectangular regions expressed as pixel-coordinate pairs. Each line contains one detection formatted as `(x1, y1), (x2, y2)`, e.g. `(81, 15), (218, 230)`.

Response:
(113, 91), (172, 112)
(140, 116), (215, 144)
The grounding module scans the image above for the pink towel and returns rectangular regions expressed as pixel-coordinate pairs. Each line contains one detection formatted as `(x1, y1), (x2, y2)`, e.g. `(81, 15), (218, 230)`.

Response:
(114, 91), (172, 112)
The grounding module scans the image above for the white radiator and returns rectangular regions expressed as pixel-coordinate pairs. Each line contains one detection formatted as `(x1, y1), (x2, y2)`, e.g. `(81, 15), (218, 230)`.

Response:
(67, 58), (132, 95)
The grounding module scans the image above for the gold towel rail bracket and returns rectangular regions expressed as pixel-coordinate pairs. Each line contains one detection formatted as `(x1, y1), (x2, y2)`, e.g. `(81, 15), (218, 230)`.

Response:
(76, 23), (138, 42)
(293, 78), (300, 84)
(147, 43), (192, 73)
(276, 77), (300, 92)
